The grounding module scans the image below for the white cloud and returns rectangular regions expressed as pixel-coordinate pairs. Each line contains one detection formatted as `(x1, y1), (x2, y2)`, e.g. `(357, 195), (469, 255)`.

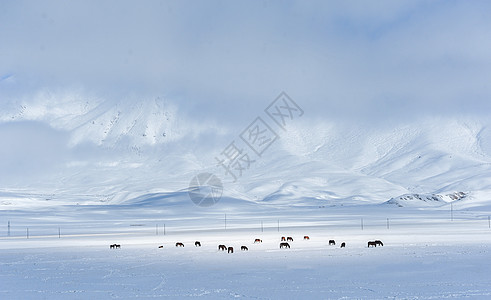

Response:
(1, 0), (490, 124)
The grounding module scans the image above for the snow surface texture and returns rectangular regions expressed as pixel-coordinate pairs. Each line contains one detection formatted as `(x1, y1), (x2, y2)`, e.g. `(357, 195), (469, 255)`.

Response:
(1, 207), (491, 299)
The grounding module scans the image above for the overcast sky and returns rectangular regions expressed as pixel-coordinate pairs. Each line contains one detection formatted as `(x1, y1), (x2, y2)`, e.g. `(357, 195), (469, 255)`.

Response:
(1, 0), (491, 125)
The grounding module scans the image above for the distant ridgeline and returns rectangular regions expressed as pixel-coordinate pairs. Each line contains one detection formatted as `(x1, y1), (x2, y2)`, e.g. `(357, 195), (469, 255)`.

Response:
(385, 192), (467, 207)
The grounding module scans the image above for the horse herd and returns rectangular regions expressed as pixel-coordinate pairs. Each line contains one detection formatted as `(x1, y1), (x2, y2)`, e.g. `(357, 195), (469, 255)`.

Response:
(109, 236), (384, 251)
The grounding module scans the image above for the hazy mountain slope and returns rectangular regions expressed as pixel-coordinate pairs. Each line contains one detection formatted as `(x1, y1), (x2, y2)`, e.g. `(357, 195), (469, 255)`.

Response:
(1, 96), (491, 208)
(1, 94), (180, 147)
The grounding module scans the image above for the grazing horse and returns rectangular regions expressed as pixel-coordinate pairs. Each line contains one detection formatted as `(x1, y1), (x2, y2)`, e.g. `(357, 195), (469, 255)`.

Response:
(340, 242), (346, 248)
(195, 241), (201, 247)
(158, 245), (163, 248)
(375, 240), (384, 246)
(368, 241), (377, 247)
(254, 239), (262, 243)
(329, 240), (336, 246)
(218, 245), (227, 251)
(281, 236), (286, 241)
(115, 244), (121, 249)
(110, 244), (115, 249)
(280, 242), (290, 249)
(175, 242), (184, 247)
(304, 236), (310, 240)
(228, 247), (234, 253)
(286, 237), (293, 242)
(241, 246), (248, 251)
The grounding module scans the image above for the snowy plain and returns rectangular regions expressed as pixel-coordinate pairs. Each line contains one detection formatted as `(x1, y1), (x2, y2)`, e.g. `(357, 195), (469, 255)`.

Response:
(2, 203), (491, 299)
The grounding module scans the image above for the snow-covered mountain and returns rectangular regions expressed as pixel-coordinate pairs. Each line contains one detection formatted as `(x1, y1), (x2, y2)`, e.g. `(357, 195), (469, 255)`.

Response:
(1, 94), (491, 209)
(384, 192), (467, 208)
(1, 92), (194, 148)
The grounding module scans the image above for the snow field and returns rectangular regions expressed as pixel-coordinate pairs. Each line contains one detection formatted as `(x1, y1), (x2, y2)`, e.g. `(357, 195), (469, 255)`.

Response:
(1, 209), (491, 299)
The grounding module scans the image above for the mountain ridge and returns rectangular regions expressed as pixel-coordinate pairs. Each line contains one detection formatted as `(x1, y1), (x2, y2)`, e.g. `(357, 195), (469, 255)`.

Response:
(1, 95), (491, 209)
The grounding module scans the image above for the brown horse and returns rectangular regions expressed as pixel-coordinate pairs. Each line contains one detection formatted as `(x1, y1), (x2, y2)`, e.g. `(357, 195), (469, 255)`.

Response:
(175, 242), (184, 247)
(281, 236), (286, 241)
(195, 241), (201, 247)
(280, 242), (290, 249)
(368, 241), (377, 247)
(329, 240), (335, 246)
(340, 242), (346, 248)
(228, 247), (234, 253)
(304, 236), (310, 240)
(254, 239), (262, 243)
(375, 240), (384, 246)
(218, 245), (227, 251)
(286, 237), (293, 242)
(241, 246), (248, 251)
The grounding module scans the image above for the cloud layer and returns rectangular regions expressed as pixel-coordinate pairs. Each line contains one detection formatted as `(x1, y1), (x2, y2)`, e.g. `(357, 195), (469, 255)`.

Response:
(1, 0), (491, 124)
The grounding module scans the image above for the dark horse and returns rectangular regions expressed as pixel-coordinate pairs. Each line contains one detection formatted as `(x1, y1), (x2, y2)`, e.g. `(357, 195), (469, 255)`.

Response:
(254, 239), (262, 243)
(340, 242), (346, 248)
(329, 240), (336, 246)
(110, 244), (120, 249)
(368, 240), (384, 247)
(286, 237), (293, 242)
(195, 241), (201, 247)
(304, 236), (310, 240)
(228, 247), (234, 253)
(281, 236), (286, 241)
(241, 246), (248, 251)
(175, 242), (184, 247)
(158, 245), (163, 248)
(280, 242), (290, 249)
(218, 245), (227, 251)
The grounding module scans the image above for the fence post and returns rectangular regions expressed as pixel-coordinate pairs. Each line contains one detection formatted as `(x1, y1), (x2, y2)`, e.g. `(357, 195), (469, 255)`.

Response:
(361, 218), (364, 230)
